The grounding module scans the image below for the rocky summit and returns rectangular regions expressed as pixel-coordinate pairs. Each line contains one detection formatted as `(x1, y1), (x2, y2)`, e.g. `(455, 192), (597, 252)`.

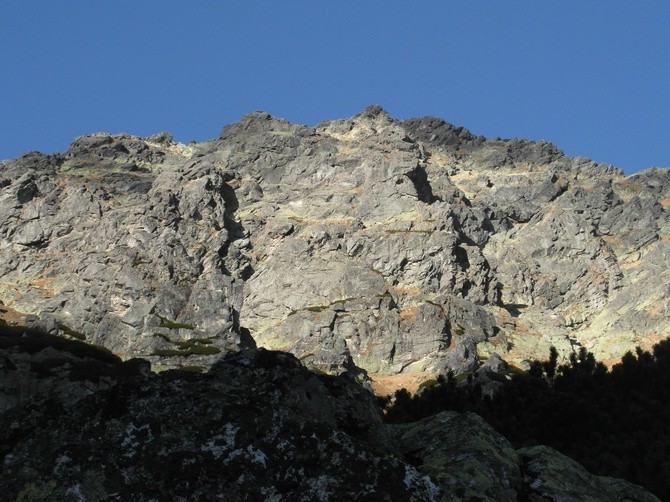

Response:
(1, 106), (668, 377)
(0, 107), (668, 499)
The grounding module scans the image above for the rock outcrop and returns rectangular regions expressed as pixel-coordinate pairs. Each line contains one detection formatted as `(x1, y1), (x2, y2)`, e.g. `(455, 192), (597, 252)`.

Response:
(393, 411), (658, 502)
(0, 332), (435, 500)
(1, 106), (669, 377)
(0, 330), (658, 501)
(517, 445), (658, 501)
(393, 411), (523, 500)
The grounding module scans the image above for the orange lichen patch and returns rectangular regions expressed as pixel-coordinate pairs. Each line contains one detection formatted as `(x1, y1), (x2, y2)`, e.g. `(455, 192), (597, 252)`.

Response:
(0, 303), (29, 326)
(358, 343), (375, 357)
(369, 371), (435, 397)
(600, 339), (663, 369)
(30, 278), (56, 298)
(285, 215), (357, 227)
(660, 198), (670, 208)
(642, 332), (667, 348)
(481, 335), (509, 351)
(399, 306), (418, 323)
(620, 259), (642, 270)
(644, 303), (669, 317)
(390, 285), (421, 297)
(425, 150), (457, 164)
(508, 318), (536, 336)
(594, 333), (668, 369)
(447, 167), (481, 180)
(600, 357), (623, 369)
(601, 235), (618, 244)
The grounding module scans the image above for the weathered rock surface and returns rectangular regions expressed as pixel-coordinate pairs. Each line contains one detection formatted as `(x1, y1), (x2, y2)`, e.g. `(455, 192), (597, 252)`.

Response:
(0, 335), (439, 500)
(0, 327), (148, 416)
(0, 135), (248, 371)
(1, 106), (669, 376)
(393, 411), (522, 500)
(1, 331), (658, 501)
(393, 411), (659, 502)
(517, 445), (659, 501)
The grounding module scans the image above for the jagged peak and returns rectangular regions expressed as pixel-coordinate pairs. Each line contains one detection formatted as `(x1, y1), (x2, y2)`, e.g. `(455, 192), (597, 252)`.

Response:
(239, 110), (283, 125)
(219, 110), (309, 140)
(353, 105), (393, 121)
(314, 105), (408, 143)
(401, 115), (478, 145)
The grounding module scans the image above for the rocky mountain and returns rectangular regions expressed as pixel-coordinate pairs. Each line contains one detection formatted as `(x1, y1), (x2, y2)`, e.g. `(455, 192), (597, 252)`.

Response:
(1, 106), (668, 379)
(1, 107), (668, 500)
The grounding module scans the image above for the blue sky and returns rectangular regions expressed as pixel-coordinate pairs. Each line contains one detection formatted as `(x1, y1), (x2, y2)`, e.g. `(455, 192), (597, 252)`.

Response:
(1, 2), (668, 174)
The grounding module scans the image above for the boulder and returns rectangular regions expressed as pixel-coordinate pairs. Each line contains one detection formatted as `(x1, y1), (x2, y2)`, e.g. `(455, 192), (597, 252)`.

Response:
(393, 411), (522, 500)
(518, 445), (659, 501)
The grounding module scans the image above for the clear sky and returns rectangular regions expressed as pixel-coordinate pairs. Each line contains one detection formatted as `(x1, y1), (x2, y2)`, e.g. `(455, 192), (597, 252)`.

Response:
(1, 2), (668, 174)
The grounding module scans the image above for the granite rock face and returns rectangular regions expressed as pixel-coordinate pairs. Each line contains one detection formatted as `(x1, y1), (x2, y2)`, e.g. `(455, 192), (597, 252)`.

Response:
(392, 411), (658, 502)
(1, 107), (669, 376)
(0, 135), (248, 370)
(393, 411), (523, 500)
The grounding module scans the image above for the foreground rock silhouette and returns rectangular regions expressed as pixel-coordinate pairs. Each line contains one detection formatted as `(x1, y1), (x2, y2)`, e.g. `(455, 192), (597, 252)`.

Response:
(0, 327), (659, 500)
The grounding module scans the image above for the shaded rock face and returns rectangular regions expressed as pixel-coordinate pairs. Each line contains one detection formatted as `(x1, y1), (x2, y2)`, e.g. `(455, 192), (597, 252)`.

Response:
(393, 411), (523, 500)
(517, 445), (658, 502)
(393, 412), (659, 502)
(0, 339), (440, 501)
(1, 335), (658, 501)
(0, 328), (148, 415)
(1, 107), (669, 375)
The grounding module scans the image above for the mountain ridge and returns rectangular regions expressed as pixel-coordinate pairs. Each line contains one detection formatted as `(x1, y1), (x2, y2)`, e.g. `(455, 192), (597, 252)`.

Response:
(1, 106), (668, 379)
(1, 106), (668, 499)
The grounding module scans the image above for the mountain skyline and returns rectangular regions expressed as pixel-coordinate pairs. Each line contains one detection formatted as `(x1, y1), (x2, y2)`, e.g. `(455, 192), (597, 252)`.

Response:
(2, 2), (669, 174)
(1, 101), (668, 502)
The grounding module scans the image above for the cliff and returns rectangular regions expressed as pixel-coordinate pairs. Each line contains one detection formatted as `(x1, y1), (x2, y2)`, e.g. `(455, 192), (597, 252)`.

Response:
(1, 106), (667, 499)
(1, 106), (668, 377)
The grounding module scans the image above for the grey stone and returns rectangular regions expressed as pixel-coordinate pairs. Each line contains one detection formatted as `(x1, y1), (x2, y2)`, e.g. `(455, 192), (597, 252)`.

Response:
(3, 335), (655, 501)
(0, 107), (669, 378)
(518, 445), (660, 501)
(0, 343), (441, 501)
(394, 411), (522, 501)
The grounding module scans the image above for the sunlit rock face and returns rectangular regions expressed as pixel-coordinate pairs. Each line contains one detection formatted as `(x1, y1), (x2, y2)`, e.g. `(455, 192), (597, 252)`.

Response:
(1, 106), (669, 376)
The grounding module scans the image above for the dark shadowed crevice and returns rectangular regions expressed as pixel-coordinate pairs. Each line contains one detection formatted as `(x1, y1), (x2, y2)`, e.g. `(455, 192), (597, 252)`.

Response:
(217, 181), (255, 280)
(453, 246), (470, 270)
(405, 166), (441, 204)
(388, 343), (396, 363)
(231, 307), (257, 350)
